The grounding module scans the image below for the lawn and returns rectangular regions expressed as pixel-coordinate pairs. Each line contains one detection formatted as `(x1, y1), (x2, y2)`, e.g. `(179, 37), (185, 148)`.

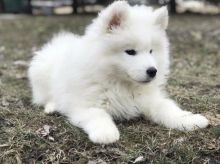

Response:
(0, 14), (219, 163)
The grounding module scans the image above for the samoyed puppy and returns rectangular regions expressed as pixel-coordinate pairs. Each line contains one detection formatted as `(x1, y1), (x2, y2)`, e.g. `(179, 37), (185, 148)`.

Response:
(28, 1), (209, 144)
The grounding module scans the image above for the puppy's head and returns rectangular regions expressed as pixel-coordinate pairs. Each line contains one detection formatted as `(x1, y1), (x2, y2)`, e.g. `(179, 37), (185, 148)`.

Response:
(86, 1), (170, 85)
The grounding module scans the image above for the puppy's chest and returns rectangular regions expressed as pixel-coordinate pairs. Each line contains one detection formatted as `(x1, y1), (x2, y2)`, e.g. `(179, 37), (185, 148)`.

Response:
(97, 85), (141, 120)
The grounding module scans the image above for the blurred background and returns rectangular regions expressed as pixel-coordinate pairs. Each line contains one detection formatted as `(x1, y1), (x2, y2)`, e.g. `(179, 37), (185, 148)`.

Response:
(0, 0), (219, 15)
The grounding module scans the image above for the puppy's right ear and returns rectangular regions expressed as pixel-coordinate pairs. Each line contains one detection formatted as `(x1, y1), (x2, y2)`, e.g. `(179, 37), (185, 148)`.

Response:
(99, 1), (129, 32)
(154, 6), (168, 30)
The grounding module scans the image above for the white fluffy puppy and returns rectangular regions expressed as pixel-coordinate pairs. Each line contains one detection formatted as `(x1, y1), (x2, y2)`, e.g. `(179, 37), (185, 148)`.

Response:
(28, 1), (209, 144)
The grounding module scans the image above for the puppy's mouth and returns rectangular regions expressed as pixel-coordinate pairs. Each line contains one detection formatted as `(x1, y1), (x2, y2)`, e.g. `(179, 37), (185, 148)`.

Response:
(137, 77), (155, 84)
(127, 73), (156, 84)
(139, 80), (151, 83)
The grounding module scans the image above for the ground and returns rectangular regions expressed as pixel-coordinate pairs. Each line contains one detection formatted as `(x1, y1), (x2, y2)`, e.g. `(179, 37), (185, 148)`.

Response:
(0, 14), (220, 163)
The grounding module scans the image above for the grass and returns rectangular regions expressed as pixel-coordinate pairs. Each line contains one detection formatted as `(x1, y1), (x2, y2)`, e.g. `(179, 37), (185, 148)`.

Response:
(0, 14), (220, 163)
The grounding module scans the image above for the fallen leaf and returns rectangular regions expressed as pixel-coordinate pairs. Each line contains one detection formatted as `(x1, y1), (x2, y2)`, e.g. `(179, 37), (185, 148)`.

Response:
(36, 125), (51, 137)
(190, 31), (202, 41)
(48, 136), (55, 141)
(15, 73), (27, 79)
(173, 137), (186, 144)
(13, 60), (29, 68)
(36, 125), (57, 141)
(133, 156), (145, 163)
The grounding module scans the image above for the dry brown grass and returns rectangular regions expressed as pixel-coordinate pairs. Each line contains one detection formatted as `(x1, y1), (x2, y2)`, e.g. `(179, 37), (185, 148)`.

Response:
(0, 14), (219, 163)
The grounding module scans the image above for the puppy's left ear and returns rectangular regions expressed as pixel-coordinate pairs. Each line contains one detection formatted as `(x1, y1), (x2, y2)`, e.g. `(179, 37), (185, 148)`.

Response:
(154, 6), (168, 30)
(99, 1), (129, 32)
(107, 1), (129, 31)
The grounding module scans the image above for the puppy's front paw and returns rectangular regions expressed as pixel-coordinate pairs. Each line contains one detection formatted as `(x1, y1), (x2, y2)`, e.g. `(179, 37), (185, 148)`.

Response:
(178, 114), (209, 131)
(44, 102), (56, 114)
(88, 124), (120, 144)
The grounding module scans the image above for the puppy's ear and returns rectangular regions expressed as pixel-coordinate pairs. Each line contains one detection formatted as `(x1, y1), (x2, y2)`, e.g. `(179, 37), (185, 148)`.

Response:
(154, 6), (168, 30)
(101, 1), (129, 32)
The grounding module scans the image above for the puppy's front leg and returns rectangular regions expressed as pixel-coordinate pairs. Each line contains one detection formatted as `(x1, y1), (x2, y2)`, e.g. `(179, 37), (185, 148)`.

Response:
(139, 93), (209, 130)
(69, 107), (119, 144)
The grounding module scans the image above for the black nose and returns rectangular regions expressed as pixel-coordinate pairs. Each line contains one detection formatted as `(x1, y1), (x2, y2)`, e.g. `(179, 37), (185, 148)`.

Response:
(146, 67), (157, 78)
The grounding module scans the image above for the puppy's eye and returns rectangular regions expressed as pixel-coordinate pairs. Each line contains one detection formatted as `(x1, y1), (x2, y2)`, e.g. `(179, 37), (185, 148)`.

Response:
(149, 49), (153, 54)
(125, 49), (137, 56)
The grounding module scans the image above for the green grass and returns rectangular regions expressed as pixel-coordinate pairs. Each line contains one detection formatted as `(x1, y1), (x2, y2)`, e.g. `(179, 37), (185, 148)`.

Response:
(0, 14), (220, 163)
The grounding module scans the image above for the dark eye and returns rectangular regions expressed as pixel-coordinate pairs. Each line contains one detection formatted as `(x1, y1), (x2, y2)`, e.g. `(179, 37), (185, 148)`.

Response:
(125, 49), (137, 56)
(149, 49), (153, 54)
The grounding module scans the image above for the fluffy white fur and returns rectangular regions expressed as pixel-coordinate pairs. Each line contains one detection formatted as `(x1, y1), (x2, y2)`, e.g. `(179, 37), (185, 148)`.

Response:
(28, 1), (209, 144)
